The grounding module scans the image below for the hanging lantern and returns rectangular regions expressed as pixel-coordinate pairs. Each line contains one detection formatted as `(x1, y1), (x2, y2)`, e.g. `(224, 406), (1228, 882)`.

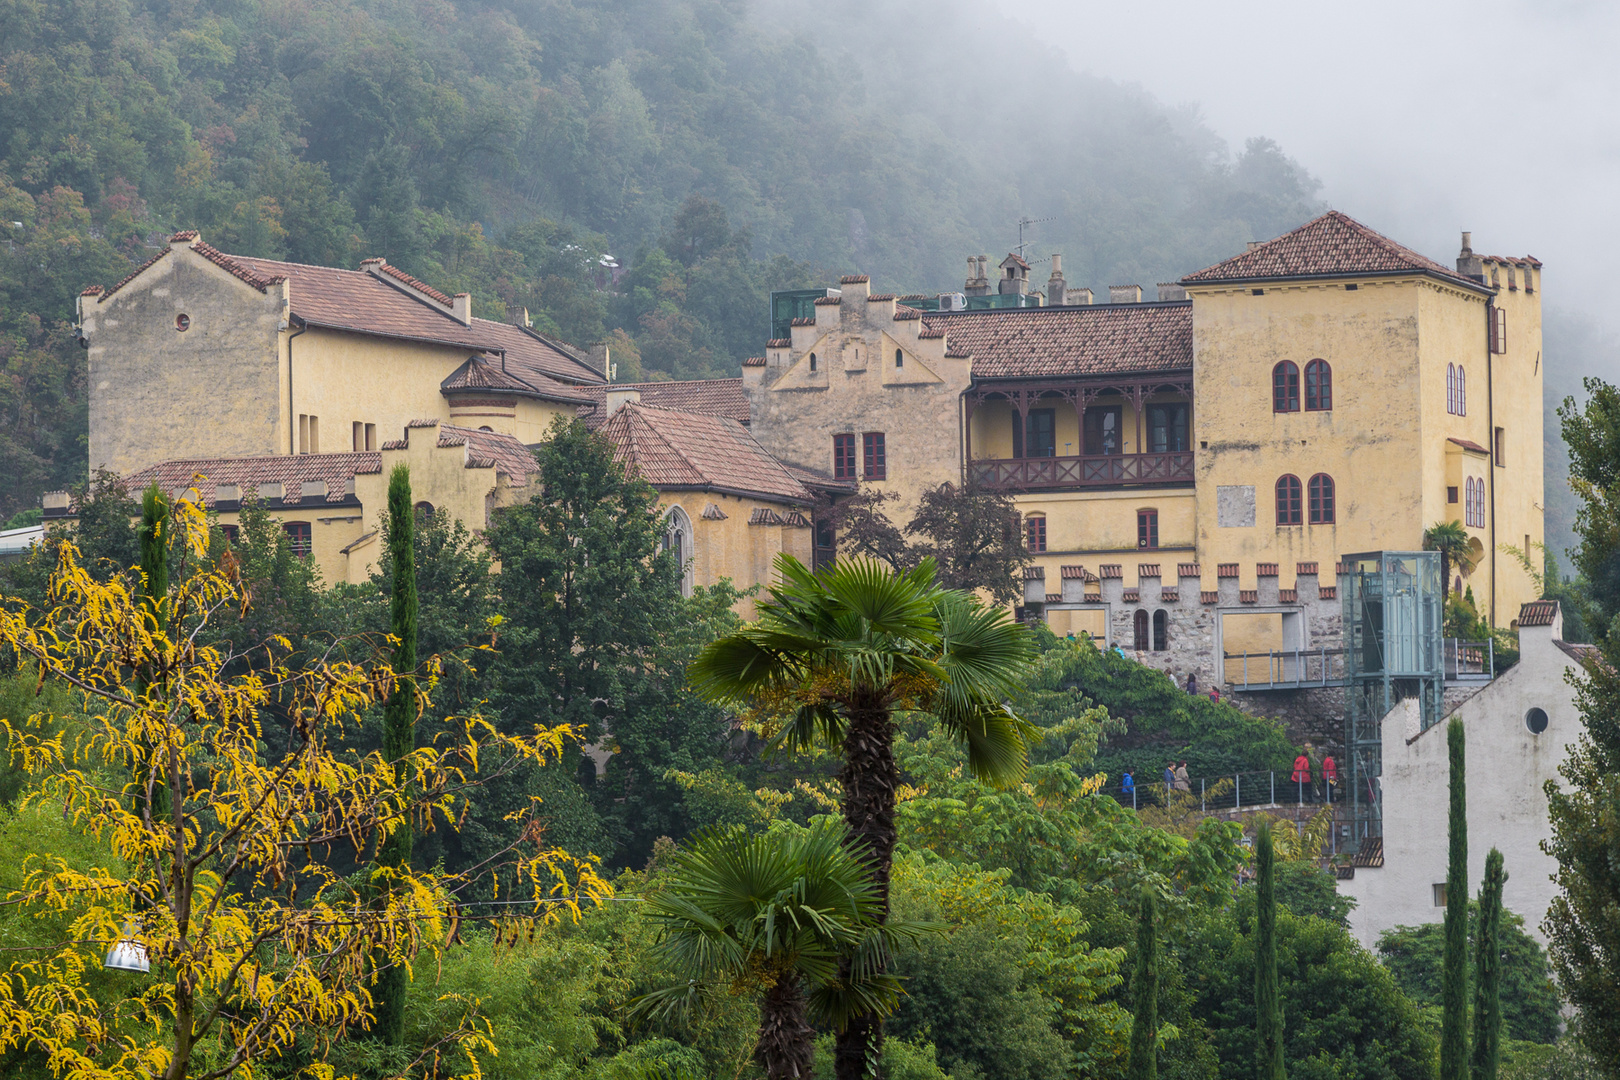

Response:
(105, 924), (149, 974)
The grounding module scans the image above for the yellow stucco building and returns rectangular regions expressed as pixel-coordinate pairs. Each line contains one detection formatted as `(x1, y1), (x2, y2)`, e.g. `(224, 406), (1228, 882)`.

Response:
(63, 231), (811, 594)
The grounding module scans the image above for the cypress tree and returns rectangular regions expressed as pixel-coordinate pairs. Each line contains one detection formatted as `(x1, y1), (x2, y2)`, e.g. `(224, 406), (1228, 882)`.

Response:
(1255, 819), (1285, 1080)
(1126, 887), (1158, 1080)
(1441, 717), (1469, 1080)
(373, 465), (417, 1044)
(1471, 848), (1505, 1080)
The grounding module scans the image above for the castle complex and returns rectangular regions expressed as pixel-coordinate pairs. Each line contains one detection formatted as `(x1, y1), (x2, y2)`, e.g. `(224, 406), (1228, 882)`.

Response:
(66, 211), (1543, 682)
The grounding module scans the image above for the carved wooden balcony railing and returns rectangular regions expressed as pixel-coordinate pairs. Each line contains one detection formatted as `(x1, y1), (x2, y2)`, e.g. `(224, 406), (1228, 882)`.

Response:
(971, 451), (1194, 489)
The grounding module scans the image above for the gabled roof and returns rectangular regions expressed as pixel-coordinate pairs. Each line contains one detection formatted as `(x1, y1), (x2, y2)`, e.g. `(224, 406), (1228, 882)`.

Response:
(1181, 211), (1489, 292)
(597, 403), (809, 504)
(578, 379), (750, 428)
(923, 303), (1192, 379)
(123, 453), (382, 507)
(440, 356), (595, 404)
(89, 235), (605, 390)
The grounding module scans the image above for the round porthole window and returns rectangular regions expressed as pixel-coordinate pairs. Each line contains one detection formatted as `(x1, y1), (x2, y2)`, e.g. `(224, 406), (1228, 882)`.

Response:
(174, 313), (191, 331)
(1525, 707), (1549, 734)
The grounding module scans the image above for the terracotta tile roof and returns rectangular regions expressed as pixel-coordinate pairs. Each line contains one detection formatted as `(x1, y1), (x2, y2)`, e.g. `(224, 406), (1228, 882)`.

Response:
(790, 317), (815, 327)
(466, 319), (607, 385)
(839, 274), (869, 284)
(170, 229), (199, 242)
(1181, 211), (1487, 291)
(1024, 566), (1045, 580)
(440, 356), (593, 403)
(742, 356), (767, 367)
(373, 260), (455, 306)
(749, 507), (785, 525)
(597, 403), (810, 504)
(924, 304), (1191, 378)
(1448, 437), (1490, 454)
(782, 463), (856, 493)
(124, 453), (381, 507)
(1518, 599), (1558, 627)
(1060, 565), (1087, 579)
(436, 424), (540, 487)
(578, 378), (750, 429)
(98, 247), (174, 300)
(894, 306), (921, 321)
(813, 296), (841, 306)
(766, 339), (792, 348)
(867, 293), (896, 302)
(1045, 592), (1061, 603)
(1482, 253), (1542, 269)
(1002, 253), (1031, 270)
(701, 502), (728, 520)
(1161, 588), (1179, 602)
(1556, 641), (1601, 665)
(193, 240), (282, 291)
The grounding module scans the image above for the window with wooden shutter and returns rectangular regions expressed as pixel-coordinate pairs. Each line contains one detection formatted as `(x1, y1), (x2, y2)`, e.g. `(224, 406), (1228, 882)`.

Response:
(833, 433), (856, 479)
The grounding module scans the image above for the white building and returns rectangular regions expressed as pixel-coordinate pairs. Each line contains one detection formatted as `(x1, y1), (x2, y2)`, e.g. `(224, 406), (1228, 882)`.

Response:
(1340, 600), (1590, 949)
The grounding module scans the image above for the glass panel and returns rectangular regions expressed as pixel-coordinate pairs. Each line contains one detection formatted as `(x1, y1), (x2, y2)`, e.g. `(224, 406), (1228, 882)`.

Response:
(1149, 404), (1188, 453)
(1025, 409), (1055, 458)
(1084, 407), (1121, 456)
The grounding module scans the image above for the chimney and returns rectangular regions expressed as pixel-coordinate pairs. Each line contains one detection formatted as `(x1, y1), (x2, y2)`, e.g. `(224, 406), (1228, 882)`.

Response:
(1246, 241), (1261, 252)
(1456, 230), (1484, 281)
(965, 254), (990, 297)
(507, 305), (532, 328)
(451, 293), (471, 325)
(605, 387), (641, 415)
(590, 341), (611, 378)
(1109, 284), (1143, 304)
(1068, 287), (1093, 305)
(1047, 254), (1066, 303)
(1157, 282), (1188, 302)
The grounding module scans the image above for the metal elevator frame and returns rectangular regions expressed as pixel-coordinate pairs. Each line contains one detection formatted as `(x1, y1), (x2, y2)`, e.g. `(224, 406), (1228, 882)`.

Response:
(1340, 551), (1444, 851)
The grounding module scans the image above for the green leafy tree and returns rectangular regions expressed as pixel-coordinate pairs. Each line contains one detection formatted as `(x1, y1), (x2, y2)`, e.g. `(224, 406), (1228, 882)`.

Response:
(690, 555), (1037, 1080)
(1558, 377), (1620, 638)
(905, 476), (1031, 606)
(1544, 589), (1620, 1070)
(1444, 718), (1470, 1080)
(1474, 848), (1506, 1080)
(1255, 820), (1286, 1080)
(1377, 907), (1561, 1046)
(635, 821), (921, 1080)
(1126, 888), (1159, 1080)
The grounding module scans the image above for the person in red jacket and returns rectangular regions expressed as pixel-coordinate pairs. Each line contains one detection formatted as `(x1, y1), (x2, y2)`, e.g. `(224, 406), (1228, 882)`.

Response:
(1292, 752), (1313, 803)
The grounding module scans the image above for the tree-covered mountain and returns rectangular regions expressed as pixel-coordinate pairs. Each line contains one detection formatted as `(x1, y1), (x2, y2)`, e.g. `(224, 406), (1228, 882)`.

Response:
(0, 0), (1326, 520)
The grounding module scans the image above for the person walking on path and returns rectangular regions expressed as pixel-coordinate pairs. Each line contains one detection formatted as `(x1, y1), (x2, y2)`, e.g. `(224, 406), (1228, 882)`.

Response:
(1163, 763), (1176, 800)
(1174, 761), (1191, 793)
(1292, 752), (1313, 803)
(1208, 686), (1221, 703)
(1186, 672), (1199, 696)
(1323, 754), (1338, 803)
(1122, 769), (1136, 809)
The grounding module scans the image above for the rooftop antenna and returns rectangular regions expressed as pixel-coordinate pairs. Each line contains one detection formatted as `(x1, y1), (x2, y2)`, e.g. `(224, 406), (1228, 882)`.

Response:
(1015, 216), (1055, 260)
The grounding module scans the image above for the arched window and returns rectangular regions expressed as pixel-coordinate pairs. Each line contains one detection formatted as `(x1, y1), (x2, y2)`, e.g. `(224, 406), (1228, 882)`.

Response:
(1447, 364), (1455, 414)
(1308, 473), (1335, 524)
(895, 348), (904, 368)
(661, 505), (694, 597)
(1152, 609), (1168, 652)
(1133, 609), (1150, 652)
(1276, 474), (1302, 525)
(1304, 360), (1332, 411)
(1456, 365), (1466, 415)
(809, 352), (817, 372)
(414, 501), (435, 519)
(1273, 361), (1300, 413)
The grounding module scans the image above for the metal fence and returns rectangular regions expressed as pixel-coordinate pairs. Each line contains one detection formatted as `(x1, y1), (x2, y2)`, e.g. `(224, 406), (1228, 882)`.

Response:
(1114, 769), (1341, 813)
(1222, 637), (1495, 690)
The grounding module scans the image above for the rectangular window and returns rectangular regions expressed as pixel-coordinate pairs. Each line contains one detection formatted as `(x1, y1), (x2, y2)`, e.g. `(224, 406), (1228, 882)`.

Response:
(1432, 883), (1448, 908)
(833, 433), (856, 479)
(1448, 486), (1458, 504)
(353, 421), (365, 452)
(813, 516), (836, 570)
(1148, 403), (1189, 453)
(219, 524), (239, 546)
(1495, 427), (1506, 467)
(283, 521), (312, 558)
(1026, 515), (1046, 553)
(298, 414), (309, 454)
(309, 416), (319, 454)
(862, 432), (886, 479)
(1084, 406), (1122, 456)
(1137, 509), (1159, 550)
(1022, 409), (1055, 458)
(365, 423), (376, 451)
(1490, 307), (1508, 354)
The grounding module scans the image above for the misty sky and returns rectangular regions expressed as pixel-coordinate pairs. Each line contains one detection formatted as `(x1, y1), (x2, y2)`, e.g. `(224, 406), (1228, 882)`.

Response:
(996, 0), (1619, 319)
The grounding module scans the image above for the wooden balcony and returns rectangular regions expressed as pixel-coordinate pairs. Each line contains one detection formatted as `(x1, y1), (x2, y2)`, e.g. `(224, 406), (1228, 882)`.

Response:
(971, 451), (1194, 490)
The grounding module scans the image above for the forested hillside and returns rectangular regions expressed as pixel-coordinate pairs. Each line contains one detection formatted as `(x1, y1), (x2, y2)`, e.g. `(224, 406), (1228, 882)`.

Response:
(0, 0), (1326, 520)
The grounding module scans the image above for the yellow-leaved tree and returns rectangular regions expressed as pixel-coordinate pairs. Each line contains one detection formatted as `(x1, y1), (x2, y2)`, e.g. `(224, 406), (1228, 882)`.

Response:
(0, 493), (609, 1080)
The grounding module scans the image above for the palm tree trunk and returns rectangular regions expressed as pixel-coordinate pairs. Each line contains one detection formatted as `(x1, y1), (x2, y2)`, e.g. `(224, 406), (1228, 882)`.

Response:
(834, 694), (897, 1080)
(757, 973), (816, 1080)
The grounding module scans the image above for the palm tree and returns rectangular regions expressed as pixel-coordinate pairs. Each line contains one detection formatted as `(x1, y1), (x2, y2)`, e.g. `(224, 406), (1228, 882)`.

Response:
(634, 821), (924, 1080)
(1424, 520), (1473, 596)
(689, 555), (1037, 1079)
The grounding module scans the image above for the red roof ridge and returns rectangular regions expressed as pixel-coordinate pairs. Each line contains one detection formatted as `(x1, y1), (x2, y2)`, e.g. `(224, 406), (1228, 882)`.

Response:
(742, 356), (766, 367)
(790, 317), (815, 326)
(893, 306), (921, 321)
(371, 260), (456, 307)
(839, 274), (869, 284)
(191, 240), (278, 292)
(813, 295), (841, 306)
(867, 293), (896, 302)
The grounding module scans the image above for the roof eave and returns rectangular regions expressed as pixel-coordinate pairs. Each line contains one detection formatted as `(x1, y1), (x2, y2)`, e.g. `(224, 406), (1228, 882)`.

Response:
(1179, 268), (1493, 296)
(650, 481), (813, 506)
(441, 383), (593, 405)
(968, 366), (1194, 386)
